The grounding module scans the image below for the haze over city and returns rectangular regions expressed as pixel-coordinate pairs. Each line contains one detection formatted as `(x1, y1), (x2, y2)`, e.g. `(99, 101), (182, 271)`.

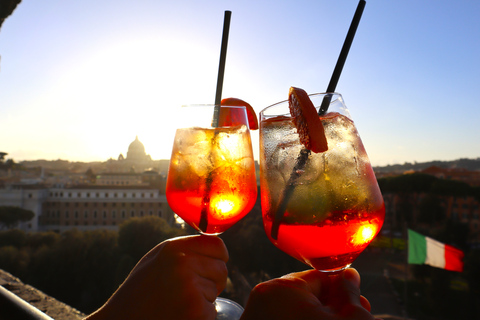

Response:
(1, 0), (479, 166)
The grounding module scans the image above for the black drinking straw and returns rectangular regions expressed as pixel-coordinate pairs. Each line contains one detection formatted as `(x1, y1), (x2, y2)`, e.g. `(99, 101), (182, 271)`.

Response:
(271, 0), (366, 240)
(318, 0), (366, 115)
(199, 10), (232, 233)
(212, 10), (232, 128)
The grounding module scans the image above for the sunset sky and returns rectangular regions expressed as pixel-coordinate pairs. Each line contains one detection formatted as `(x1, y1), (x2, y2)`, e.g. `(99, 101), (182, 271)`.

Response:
(1, 0), (479, 166)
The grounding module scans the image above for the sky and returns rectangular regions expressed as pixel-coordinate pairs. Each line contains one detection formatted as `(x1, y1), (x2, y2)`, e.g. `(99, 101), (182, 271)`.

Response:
(1, 0), (479, 167)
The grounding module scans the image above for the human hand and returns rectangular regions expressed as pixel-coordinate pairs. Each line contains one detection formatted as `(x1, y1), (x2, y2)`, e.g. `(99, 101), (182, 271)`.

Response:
(85, 234), (229, 320)
(240, 268), (381, 320)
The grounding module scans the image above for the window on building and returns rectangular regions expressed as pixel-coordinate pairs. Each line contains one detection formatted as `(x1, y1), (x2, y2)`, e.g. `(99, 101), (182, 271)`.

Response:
(103, 211), (107, 219)
(131, 211), (135, 217)
(65, 211), (69, 218)
(75, 211), (79, 218)
(112, 211), (116, 218)
(94, 211), (98, 218)
(121, 210), (126, 218)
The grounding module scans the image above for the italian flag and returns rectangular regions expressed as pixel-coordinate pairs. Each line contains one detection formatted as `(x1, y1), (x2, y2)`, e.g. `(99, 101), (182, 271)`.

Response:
(408, 229), (464, 272)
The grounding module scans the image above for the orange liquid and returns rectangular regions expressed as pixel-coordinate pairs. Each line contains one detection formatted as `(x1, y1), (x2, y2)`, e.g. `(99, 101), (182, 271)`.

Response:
(166, 126), (257, 234)
(263, 205), (385, 271)
(167, 180), (257, 234)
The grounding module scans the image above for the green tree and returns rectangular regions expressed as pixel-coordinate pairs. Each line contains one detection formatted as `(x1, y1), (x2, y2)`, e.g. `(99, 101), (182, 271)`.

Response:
(0, 229), (27, 247)
(417, 194), (445, 225)
(118, 216), (185, 261)
(0, 206), (35, 229)
(0, 245), (30, 278)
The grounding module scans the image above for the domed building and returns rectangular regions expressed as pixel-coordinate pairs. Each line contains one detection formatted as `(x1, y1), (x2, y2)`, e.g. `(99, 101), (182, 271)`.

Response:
(109, 136), (154, 173)
(126, 136), (152, 163)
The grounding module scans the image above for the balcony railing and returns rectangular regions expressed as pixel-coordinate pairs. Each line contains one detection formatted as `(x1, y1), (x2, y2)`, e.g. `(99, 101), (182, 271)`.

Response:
(0, 285), (54, 320)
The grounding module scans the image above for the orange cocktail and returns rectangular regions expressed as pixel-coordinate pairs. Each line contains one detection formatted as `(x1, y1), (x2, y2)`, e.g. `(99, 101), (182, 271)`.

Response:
(259, 92), (385, 272)
(166, 105), (257, 235)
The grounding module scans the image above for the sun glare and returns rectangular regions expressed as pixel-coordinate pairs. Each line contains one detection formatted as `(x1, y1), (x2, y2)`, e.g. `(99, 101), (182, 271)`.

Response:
(45, 36), (221, 161)
(210, 195), (240, 219)
(352, 224), (377, 246)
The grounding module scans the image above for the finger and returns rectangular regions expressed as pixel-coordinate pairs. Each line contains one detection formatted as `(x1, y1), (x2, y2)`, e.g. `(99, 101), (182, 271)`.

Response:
(280, 269), (331, 299)
(327, 268), (363, 310)
(184, 235), (229, 262)
(360, 295), (371, 312)
(194, 257), (228, 295)
(195, 274), (221, 303)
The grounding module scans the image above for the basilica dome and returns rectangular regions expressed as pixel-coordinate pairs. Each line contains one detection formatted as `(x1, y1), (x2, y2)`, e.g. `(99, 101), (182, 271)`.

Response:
(127, 136), (145, 155)
(126, 136), (149, 162)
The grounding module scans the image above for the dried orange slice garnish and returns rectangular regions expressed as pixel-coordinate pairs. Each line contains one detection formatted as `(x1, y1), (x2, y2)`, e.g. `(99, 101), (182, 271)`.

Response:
(220, 98), (259, 130)
(288, 87), (328, 153)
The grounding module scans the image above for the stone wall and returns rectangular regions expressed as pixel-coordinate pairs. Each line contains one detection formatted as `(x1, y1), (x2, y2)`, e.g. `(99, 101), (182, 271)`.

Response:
(0, 269), (86, 320)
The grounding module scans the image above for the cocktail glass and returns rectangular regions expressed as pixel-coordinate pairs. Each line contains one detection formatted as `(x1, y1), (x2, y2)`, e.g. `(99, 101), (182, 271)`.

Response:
(166, 104), (257, 318)
(259, 92), (385, 273)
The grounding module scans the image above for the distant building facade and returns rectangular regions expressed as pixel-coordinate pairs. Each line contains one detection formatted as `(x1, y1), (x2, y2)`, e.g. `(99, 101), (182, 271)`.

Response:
(39, 185), (174, 233)
(0, 181), (175, 233)
(0, 137), (176, 232)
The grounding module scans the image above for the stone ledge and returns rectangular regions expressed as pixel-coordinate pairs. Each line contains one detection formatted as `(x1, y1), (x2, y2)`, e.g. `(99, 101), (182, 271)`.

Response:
(0, 269), (86, 320)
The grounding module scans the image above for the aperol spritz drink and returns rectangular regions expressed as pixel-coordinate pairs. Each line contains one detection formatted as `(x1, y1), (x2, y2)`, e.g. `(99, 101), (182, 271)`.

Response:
(166, 105), (257, 235)
(260, 92), (385, 272)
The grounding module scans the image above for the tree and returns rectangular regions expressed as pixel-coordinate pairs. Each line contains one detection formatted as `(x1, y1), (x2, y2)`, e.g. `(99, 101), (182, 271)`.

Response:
(0, 206), (35, 229)
(417, 194), (445, 225)
(118, 216), (185, 261)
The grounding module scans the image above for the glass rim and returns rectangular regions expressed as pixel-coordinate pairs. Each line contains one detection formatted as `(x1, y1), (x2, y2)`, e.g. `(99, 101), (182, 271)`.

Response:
(260, 92), (343, 117)
(180, 104), (247, 109)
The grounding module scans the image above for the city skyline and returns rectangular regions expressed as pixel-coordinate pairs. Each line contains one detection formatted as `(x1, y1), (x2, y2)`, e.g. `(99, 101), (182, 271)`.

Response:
(1, 0), (479, 166)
